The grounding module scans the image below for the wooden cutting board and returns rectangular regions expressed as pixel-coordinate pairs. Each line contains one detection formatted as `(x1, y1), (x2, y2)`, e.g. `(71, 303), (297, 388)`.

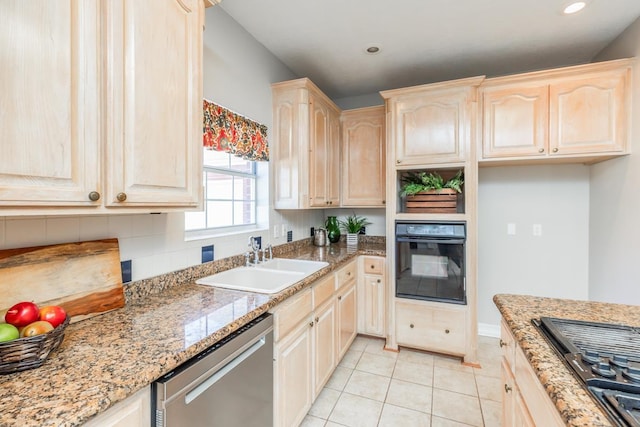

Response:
(0, 238), (125, 322)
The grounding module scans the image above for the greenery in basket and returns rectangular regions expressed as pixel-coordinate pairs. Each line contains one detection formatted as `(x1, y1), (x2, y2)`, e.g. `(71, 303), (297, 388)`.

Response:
(399, 170), (464, 197)
(338, 213), (371, 234)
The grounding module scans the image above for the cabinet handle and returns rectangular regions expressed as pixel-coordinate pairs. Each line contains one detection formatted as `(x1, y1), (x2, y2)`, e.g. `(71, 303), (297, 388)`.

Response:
(445, 329), (450, 334)
(376, 279), (381, 283)
(499, 339), (507, 348)
(315, 316), (319, 323)
(309, 321), (314, 327)
(538, 148), (544, 153)
(88, 191), (101, 201)
(504, 384), (513, 393)
(409, 323), (414, 328)
(116, 192), (127, 202)
(552, 148), (559, 153)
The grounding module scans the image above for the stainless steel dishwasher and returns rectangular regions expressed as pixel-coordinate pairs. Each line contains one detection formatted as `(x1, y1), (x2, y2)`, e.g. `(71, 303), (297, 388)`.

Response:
(152, 314), (273, 427)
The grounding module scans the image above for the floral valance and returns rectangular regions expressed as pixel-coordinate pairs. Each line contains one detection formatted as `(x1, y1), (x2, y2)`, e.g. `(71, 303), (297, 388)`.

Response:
(203, 99), (269, 161)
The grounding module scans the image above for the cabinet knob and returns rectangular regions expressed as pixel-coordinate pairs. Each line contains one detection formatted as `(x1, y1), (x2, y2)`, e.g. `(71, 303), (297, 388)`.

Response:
(409, 323), (414, 328)
(376, 279), (381, 283)
(445, 329), (450, 334)
(309, 321), (314, 327)
(504, 384), (513, 393)
(382, 200), (386, 204)
(396, 160), (401, 164)
(88, 191), (101, 201)
(499, 339), (507, 348)
(370, 265), (375, 269)
(116, 192), (127, 202)
(315, 316), (319, 323)
(552, 147), (559, 153)
(338, 295), (342, 301)
(347, 272), (351, 276)
(538, 148), (544, 153)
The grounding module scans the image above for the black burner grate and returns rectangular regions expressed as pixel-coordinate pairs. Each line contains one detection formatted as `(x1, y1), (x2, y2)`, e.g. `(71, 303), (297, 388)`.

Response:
(542, 317), (640, 362)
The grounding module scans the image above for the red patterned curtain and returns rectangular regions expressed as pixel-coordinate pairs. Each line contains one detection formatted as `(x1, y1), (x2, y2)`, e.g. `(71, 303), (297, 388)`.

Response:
(203, 99), (269, 161)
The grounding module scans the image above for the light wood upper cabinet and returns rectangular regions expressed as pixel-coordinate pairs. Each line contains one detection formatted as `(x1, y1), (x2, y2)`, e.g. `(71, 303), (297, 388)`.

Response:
(482, 84), (549, 158)
(0, 0), (204, 213)
(481, 59), (632, 164)
(341, 106), (386, 207)
(272, 78), (341, 209)
(0, 1), (100, 207)
(104, 0), (203, 207)
(381, 77), (483, 167)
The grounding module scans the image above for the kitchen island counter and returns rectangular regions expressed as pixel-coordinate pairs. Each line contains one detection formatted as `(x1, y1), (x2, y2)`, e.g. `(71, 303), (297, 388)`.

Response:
(494, 294), (640, 427)
(0, 239), (385, 427)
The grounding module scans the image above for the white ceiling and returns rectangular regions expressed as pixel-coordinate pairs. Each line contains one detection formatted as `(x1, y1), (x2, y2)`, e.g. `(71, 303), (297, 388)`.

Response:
(220, 0), (640, 100)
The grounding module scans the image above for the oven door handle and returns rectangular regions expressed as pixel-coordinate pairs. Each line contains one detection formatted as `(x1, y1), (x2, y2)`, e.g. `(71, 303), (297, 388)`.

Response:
(396, 237), (465, 245)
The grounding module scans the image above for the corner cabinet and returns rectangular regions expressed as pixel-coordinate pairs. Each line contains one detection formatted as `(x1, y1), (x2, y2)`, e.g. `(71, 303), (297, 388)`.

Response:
(0, 0), (204, 214)
(381, 76), (484, 167)
(341, 106), (386, 207)
(272, 78), (341, 209)
(481, 59), (633, 165)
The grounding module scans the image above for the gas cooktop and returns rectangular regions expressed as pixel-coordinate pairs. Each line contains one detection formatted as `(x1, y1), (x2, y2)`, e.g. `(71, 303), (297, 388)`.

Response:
(533, 317), (640, 427)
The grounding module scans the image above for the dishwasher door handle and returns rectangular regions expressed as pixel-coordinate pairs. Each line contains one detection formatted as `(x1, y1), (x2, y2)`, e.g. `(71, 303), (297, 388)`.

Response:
(185, 336), (266, 405)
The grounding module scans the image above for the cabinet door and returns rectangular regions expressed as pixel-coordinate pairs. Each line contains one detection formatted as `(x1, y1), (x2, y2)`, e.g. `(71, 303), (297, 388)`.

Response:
(393, 90), (468, 166)
(362, 274), (385, 337)
(482, 84), (549, 159)
(84, 387), (150, 427)
(337, 282), (357, 360)
(104, 0), (203, 207)
(341, 107), (386, 207)
(308, 96), (330, 207)
(550, 69), (628, 156)
(0, 1), (100, 206)
(275, 320), (313, 427)
(327, 109), (341, 206)
(313, 299), (337, 396)
(501, 359), (516, 427)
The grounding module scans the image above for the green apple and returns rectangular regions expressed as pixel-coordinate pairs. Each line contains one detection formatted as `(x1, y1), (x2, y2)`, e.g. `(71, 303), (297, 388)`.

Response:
(0, 323), (20, 342)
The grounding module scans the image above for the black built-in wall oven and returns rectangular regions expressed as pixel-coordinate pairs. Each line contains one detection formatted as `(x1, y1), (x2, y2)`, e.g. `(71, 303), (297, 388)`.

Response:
(395, 221), (466, 304)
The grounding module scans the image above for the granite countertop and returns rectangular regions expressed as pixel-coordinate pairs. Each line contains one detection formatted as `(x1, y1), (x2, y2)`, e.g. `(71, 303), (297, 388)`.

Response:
(494, 293), (640, 427)
(0, 240), (385, 427)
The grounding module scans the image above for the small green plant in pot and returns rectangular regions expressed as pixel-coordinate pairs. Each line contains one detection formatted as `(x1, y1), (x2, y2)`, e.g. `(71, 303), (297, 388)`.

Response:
(339, 213), (371, 247)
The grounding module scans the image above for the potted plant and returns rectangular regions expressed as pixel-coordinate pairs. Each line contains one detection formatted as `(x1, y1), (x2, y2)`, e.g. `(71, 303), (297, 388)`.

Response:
(400, 170), (464, 213)
(338, 213), (371, 247)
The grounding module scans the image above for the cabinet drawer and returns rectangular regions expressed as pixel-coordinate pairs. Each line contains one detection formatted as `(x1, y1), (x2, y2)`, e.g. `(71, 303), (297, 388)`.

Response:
(313, 274), (335, 309)
(395, 301), (466, 355)
(336, 260), (357, 289)
(500, 319), (516, 372)
(274, 288), (312, 341)
(363, 257), (384, 275)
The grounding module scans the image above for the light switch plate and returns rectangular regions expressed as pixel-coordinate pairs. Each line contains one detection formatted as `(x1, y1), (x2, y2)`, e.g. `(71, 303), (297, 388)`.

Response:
(533, 224), (542, 236)
(507, 223), (516, 235)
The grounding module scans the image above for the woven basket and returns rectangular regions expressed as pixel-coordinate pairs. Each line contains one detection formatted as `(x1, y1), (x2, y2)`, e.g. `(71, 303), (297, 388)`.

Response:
(0, 316), (70, 374)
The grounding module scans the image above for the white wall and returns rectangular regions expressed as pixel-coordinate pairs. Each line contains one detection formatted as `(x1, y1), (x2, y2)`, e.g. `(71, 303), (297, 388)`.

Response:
(589, 17), (640, 304)
(477, 165), (590, 326)
(0, 7), (321, 282)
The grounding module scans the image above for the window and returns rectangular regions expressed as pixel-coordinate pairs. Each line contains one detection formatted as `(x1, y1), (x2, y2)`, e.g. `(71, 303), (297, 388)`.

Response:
(185, 149), (256, 231)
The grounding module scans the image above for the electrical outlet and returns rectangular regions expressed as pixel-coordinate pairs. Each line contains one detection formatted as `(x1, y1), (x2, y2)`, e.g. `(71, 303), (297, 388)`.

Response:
(310, 227), (315, 237)
(273, 225), (280, 238)
(281, 224), (287, 236)
(287, 230), (293, 242)
(359, 226), (366, 235)
(507, 223), (516, 235)
(533, 224), (542, 237)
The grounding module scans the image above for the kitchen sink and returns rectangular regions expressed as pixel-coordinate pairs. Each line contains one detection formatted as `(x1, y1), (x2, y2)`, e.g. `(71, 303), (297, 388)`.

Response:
(195, 259), (328, 294)
(256, 258), (328, 274)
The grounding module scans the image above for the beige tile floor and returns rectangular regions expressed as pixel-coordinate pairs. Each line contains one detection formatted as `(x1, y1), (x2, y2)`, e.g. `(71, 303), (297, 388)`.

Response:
(301, 335), (502, 427)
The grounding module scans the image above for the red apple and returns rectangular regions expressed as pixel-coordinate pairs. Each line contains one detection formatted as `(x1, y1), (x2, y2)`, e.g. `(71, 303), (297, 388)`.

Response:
(38, 305), (67, 328)
(5, 301), (39, 327)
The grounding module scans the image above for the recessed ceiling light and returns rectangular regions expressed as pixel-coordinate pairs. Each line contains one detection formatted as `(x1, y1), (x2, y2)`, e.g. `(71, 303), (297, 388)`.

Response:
(365, 46), (380, 54)
(563, 1), (586, 14)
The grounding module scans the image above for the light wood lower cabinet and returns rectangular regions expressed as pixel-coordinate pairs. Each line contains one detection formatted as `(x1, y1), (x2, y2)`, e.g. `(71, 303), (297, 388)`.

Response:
(358, 256), (385, 337)
(273, 259), (358, 427)
(395, 299), (466, 356)
(500, 319), (564, 427)
(83, 386), (150, 427)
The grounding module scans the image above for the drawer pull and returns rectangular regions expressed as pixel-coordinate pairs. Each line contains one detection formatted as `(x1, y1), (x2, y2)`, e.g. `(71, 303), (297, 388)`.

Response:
(116, 192), (127, 202)
(499, 339), (507, 348)
(88, 191), (100, 201)
(504, 384), (512, 393)
(538, 148), (544, 153)
(370, 265), (375, 269)
(409, 323), (414, 329)
(552, 147), (559, 153)
(376, 279), (381, 283)
(445, 329), (450, 334)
